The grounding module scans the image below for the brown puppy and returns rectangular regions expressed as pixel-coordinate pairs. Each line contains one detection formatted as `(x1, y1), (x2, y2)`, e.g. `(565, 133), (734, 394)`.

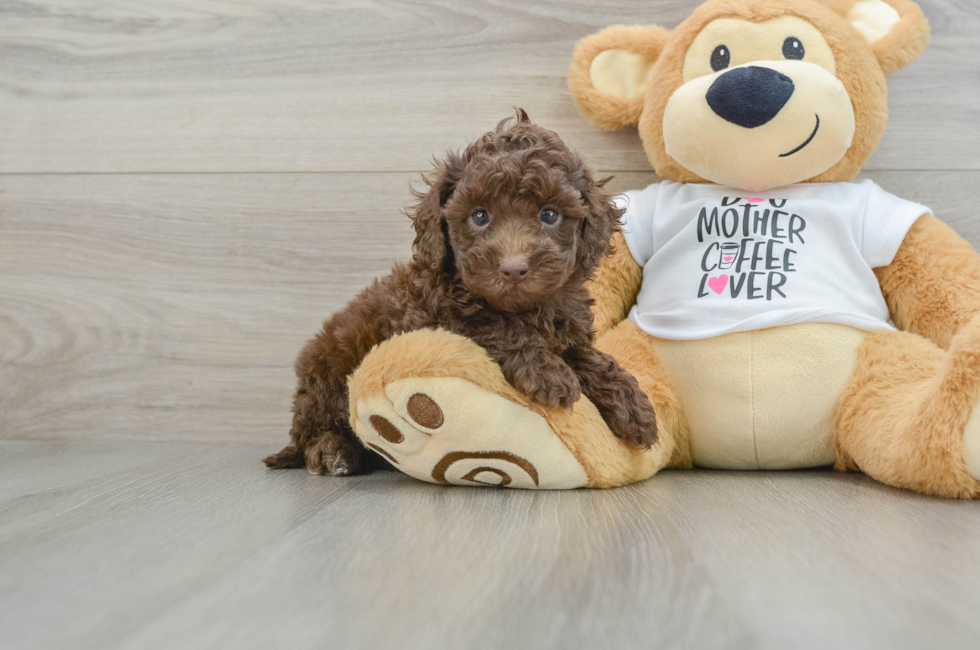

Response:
(264, 111), (657, 476)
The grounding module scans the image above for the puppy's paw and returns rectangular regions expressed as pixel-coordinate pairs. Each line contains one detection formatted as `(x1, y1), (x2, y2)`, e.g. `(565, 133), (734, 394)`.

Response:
(263, 445), (304, 469)
(512, 363), (582, 409)
(305, 433), (365, 476)
(600, 388), (658, 449)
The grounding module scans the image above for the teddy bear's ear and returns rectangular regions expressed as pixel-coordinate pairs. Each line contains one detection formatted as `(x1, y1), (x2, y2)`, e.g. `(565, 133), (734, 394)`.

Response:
(829, 0), (930, 75)
(568, 25), (671, 131)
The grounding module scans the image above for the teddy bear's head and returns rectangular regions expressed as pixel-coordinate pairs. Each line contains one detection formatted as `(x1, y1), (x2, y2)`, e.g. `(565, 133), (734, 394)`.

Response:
(569, 0), (929, 192)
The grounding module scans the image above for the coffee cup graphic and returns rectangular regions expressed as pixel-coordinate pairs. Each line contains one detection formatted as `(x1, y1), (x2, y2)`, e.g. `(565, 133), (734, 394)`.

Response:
(719, 242), (740, 270)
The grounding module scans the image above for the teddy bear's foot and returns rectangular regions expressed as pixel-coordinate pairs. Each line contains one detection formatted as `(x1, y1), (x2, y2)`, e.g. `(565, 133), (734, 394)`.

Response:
(836, 316), (980, 498)
(347, 325), (686, 489)
(351, 375), (589, 489)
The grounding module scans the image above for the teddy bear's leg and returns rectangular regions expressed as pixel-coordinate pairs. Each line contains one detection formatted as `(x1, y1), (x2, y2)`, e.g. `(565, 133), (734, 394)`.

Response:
(834, 316), (980, 498)
(347, 324), (688, 489)
(592, 319), (693, 479)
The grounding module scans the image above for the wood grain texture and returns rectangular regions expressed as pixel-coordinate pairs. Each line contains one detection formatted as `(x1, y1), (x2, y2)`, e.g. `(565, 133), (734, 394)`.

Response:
(3, 171), (979, 444)
(0, 172), (418, 442)
(1, 440), (979, 650)
(0, 0), (978, 174)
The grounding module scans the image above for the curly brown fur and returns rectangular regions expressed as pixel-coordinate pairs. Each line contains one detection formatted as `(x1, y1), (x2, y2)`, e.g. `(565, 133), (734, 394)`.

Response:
(264, 110), (658, 475)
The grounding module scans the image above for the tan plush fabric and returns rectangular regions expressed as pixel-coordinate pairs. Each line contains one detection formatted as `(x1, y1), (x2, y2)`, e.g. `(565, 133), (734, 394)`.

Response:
(681, 15), (839, 80)
(590, 50), (650, 99)
(828, 0), (931, 75)
(964, 406), (980, 481)
(662, 58), (856, 191)
(651, 324), (865, 470)
(586, 230), (644, 338)
(835, 316), (980, 498)
(569, 25), (671, 130)
(840, 0), (901, 44)
(585, 320), (693, 486)
(875, 215), (980, 350)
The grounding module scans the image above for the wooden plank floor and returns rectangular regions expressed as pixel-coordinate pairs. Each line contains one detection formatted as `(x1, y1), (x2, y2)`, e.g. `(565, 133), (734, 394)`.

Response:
(2, 1), (980, 648)
(2, 440), (980, 650)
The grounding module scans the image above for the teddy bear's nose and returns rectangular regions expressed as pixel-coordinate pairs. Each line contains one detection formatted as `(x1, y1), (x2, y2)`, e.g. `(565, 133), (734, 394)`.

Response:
(706, 66), (795, 129)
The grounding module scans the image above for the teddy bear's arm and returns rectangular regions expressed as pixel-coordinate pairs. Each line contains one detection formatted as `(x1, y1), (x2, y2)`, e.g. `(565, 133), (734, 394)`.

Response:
(586, 231), (644, 338)
(875, 215), (980, 348)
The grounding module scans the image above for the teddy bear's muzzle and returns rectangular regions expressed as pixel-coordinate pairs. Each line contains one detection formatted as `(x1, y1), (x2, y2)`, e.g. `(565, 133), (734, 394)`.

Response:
(662, 60), (855, 192)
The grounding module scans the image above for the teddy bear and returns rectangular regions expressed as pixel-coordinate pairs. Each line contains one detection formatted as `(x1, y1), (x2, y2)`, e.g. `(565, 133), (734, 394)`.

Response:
(344, 0), (980, 498)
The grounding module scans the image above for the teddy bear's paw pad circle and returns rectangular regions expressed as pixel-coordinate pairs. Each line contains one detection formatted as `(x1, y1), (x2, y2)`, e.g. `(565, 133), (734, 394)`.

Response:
(431, 450), (540, 488)
(355, 395), (429, 464)
(405, 393), (444, 429)
(369, 414), (405, 443)
(353, 376), (589, 489)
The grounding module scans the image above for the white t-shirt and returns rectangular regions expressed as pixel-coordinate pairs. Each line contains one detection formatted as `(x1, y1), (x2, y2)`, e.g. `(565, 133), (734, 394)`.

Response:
(617, 180), (930, 341)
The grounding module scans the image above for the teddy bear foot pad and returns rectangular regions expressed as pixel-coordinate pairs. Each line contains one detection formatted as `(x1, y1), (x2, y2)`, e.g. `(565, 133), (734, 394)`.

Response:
(352, 376), (589, 489)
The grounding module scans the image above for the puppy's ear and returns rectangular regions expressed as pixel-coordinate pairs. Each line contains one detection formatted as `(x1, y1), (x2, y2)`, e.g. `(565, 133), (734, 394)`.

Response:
(409, 152), (465, 274)
(573, 161), (623, 276)
(829, 0), (930, 75)
(568, 24), (670, 130)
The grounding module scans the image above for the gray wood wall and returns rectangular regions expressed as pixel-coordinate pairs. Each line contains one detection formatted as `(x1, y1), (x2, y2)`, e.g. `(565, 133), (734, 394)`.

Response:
(2, 0), (979, 444)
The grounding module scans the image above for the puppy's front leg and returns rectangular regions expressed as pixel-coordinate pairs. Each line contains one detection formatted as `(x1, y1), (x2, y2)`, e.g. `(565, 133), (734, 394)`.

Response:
(495, 346), (582, 409)
(563, 345), (658, 448)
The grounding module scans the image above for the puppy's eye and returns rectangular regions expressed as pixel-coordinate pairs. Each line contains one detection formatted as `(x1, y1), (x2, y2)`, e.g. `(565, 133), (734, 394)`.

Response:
(539, 208), (561, 226)
(470, 210), (490, 227)
(783, 37), (804, 60)
(711, 45), (730, 72)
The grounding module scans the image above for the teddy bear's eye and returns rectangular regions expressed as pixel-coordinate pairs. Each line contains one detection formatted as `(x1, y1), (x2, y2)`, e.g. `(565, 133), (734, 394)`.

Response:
(711, 45), (731, 72)
(783, 37), (805, 60)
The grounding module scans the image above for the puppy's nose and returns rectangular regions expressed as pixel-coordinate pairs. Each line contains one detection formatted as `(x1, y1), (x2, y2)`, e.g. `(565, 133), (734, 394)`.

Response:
(499, 257), (530, 283)
(706, 66), (795, 129)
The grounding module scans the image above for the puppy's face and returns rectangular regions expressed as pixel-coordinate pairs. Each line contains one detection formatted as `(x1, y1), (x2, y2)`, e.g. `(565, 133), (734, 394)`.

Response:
(443, 154), (588, 312)
(409, 116), (619, 312)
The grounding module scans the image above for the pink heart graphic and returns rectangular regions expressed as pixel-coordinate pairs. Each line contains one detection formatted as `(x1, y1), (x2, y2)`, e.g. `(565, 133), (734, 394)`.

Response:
(723, 256), (733, 262)
(708, 275), (728, 295)
(746, 198), (764, 204)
